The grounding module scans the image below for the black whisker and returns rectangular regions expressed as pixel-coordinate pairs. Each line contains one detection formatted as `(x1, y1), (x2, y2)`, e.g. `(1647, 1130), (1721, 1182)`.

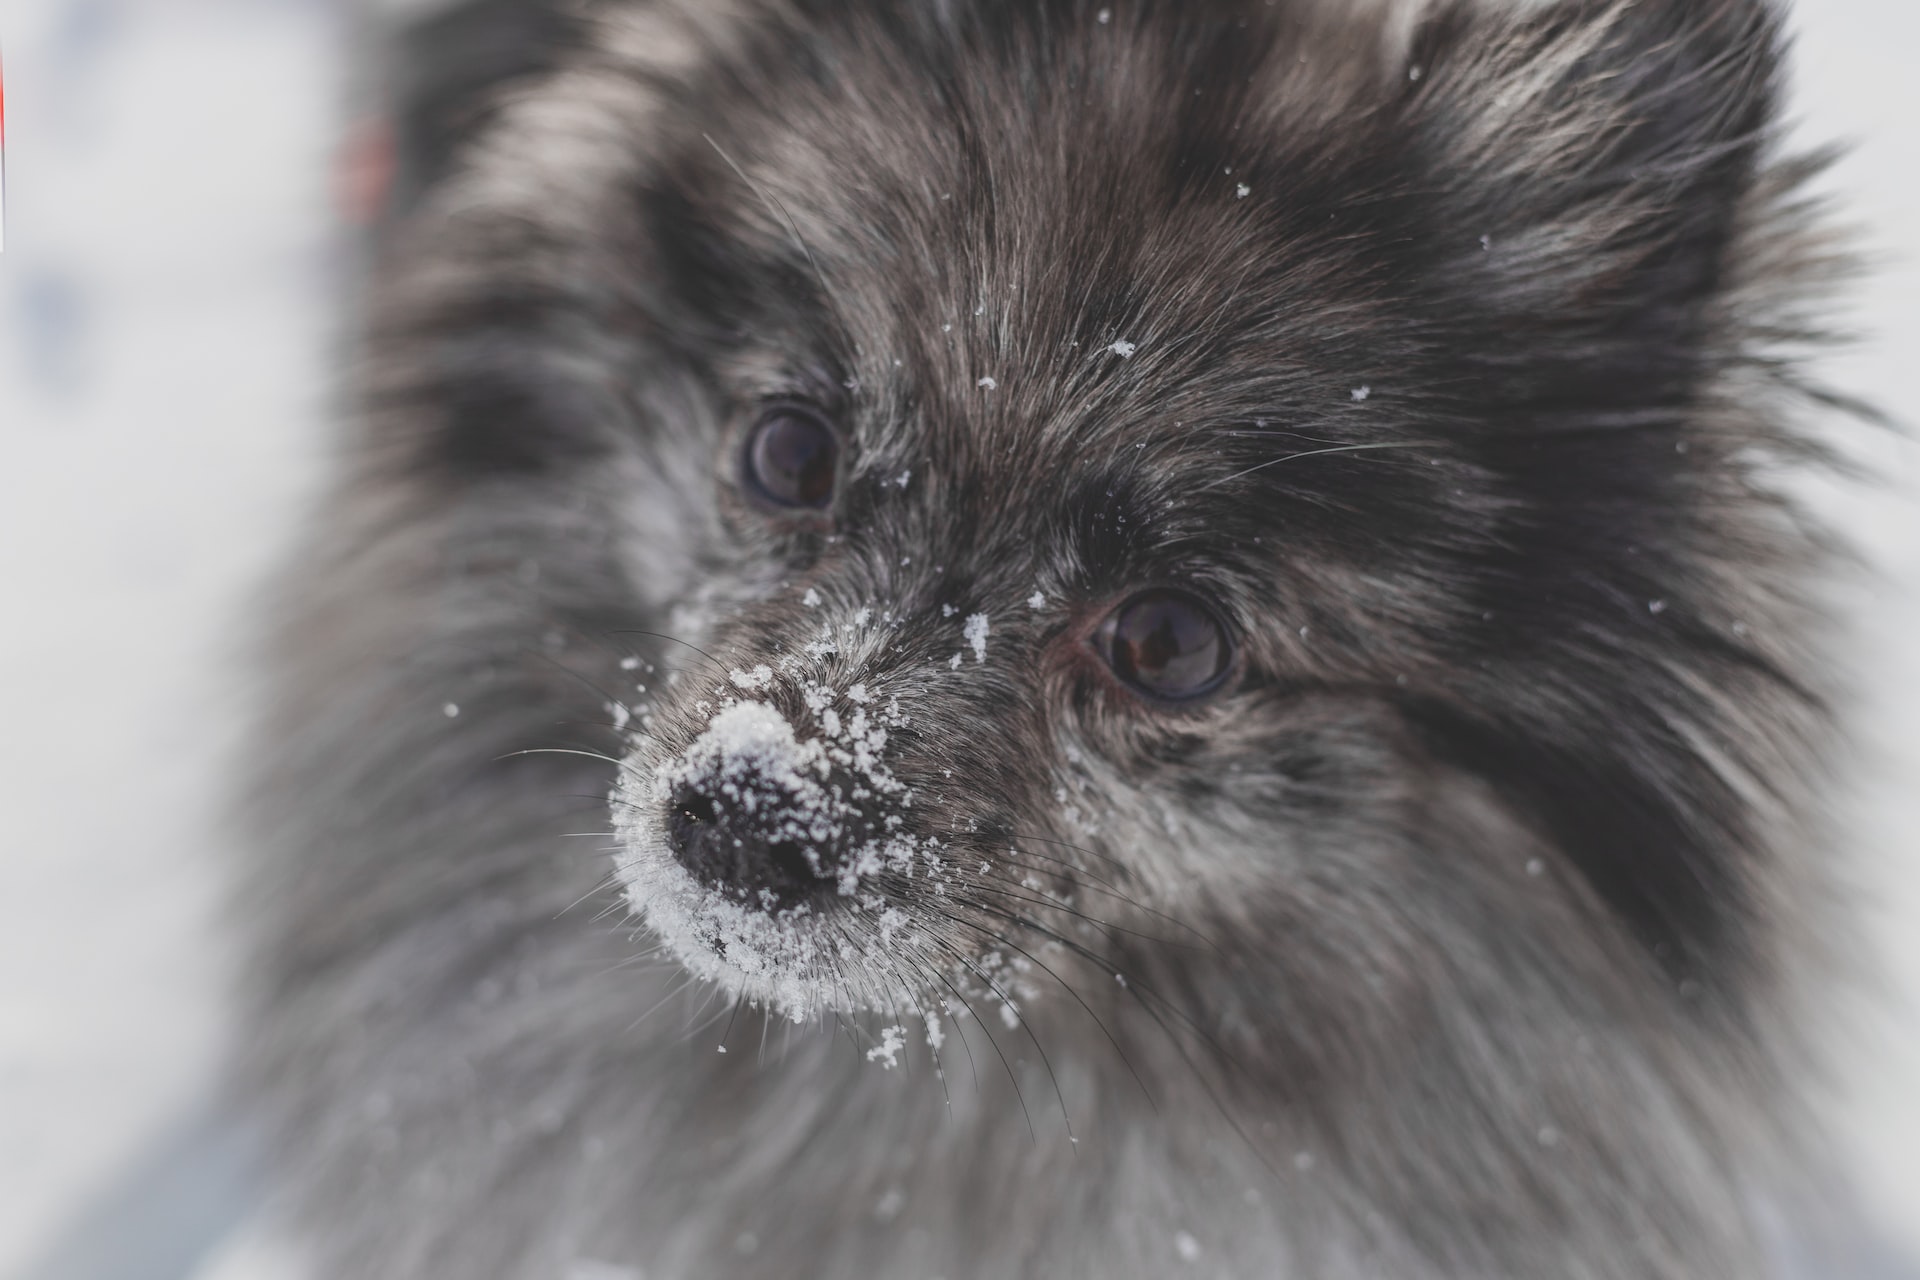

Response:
(927, 907), (1156, 1114)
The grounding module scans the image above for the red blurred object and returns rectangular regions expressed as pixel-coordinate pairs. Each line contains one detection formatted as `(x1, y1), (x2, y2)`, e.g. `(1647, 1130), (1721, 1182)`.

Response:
(334, 113), (394, 228)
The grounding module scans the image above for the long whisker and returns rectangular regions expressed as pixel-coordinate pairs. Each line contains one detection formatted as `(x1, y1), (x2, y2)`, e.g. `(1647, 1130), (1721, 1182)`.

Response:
(716, 992), (747, 1054)
(622, 972), (697, 1035)
(953, 902), (1279, 1178)
(521, 646), (646, 728)
(703, 133), (847, 327)
(1003, 829), (1131, 877)
(608, 629), (730, 678)
(918, 928), (1077, 1145)
(1202, 440), (1442, 491)
(556, 869), (621, 919)
(890, 949), (960, 1111)
(496, 748), (651, 786)
(927, 907), (1156, 1113)
(912, 957), (986, 1096)
(911, 935), (1040, 1141)
(867, 945), (955, 1106)
(983, 847), (1220, 952)
(964, 870), (1210, 954)
(952, 897), (1241, 1075)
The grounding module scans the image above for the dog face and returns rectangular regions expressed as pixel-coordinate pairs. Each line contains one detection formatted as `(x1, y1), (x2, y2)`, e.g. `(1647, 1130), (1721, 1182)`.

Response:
(268, 0), (1842, 1272)
(601, 9), (1486, 1028)
(432, 0), (1818, 1066)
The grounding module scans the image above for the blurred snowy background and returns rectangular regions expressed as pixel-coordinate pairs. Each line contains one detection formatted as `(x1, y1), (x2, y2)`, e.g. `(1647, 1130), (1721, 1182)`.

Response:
(0, 1), (1914, 1277)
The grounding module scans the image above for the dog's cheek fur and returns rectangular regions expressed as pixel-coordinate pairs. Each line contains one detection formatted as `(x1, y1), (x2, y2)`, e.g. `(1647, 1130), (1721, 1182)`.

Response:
(1056, 692), (1776, 1273)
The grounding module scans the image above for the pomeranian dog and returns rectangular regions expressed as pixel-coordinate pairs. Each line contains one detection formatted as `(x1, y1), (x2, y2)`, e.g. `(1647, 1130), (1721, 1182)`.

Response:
(235, 0), (1861, 1275)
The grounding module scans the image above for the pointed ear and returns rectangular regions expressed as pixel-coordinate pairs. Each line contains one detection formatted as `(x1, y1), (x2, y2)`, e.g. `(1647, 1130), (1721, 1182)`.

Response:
(1399, 0), (1786, 408)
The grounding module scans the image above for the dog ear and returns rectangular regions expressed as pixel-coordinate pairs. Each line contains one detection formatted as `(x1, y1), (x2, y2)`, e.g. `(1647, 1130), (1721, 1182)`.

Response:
(1380, 1), (1812, 991)
(1397, 0), (1785, 409)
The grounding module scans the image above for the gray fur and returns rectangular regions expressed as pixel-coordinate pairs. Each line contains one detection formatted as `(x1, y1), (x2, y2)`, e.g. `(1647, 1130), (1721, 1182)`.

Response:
(234, 1), (1860, 1275)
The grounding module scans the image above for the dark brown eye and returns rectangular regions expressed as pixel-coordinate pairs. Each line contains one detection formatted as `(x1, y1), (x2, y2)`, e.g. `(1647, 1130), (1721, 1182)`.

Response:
(1095, 589), (1232, 701)
(744, 406), (838, 509)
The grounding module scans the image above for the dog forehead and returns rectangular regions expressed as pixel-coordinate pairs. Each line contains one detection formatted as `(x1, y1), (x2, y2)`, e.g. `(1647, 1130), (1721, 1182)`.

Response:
(691, 3), (1397, 364)
(817, 199), (1388, 535)
(650, 1), (1431, 568)
(714, 67), (1397, 482)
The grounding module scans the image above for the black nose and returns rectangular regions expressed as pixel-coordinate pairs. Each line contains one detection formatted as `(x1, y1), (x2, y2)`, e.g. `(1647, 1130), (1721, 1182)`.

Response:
(667, 776), (825, 909)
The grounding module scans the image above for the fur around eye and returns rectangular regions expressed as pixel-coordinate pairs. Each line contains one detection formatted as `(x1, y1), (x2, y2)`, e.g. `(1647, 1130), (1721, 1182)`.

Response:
(743, 405), (838, 509)
(1094, 589), (1233, 701)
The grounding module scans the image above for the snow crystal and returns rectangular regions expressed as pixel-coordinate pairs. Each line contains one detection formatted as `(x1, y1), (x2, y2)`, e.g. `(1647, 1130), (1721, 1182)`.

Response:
(1027, 591), (1046, 610)
(1648, 599), (1669, 615)
(949, 653), (963, 670)
(977, 376), (998, 391)
(671, 704), (832, 823)
(803, 588), (821, 608)
(963, 613), (990, 663)
(620, 655), (643, 670)
(729, 665), (774, 691)
(1174, 1231), (1202, 1262)
(442, 703), (460, 718)
(896, 470), (912, 488)
(941, 603), (956, 618)
(1097, 7), (1111, 23)
(867, 1024), (907, 1068)
(1107, 339), (1136, 358)
(1351, 385), (1371, 402)
(1235, 182), (1250, 198)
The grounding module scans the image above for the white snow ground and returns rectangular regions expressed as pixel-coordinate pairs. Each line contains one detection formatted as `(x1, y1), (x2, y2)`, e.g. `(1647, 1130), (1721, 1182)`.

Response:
(0, 1), (1915, 1277)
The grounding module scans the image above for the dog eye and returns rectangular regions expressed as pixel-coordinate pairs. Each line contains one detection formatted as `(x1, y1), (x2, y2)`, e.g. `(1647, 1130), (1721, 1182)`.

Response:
(1095, 590), (1233, 701)
(744, 406), (838, 509)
